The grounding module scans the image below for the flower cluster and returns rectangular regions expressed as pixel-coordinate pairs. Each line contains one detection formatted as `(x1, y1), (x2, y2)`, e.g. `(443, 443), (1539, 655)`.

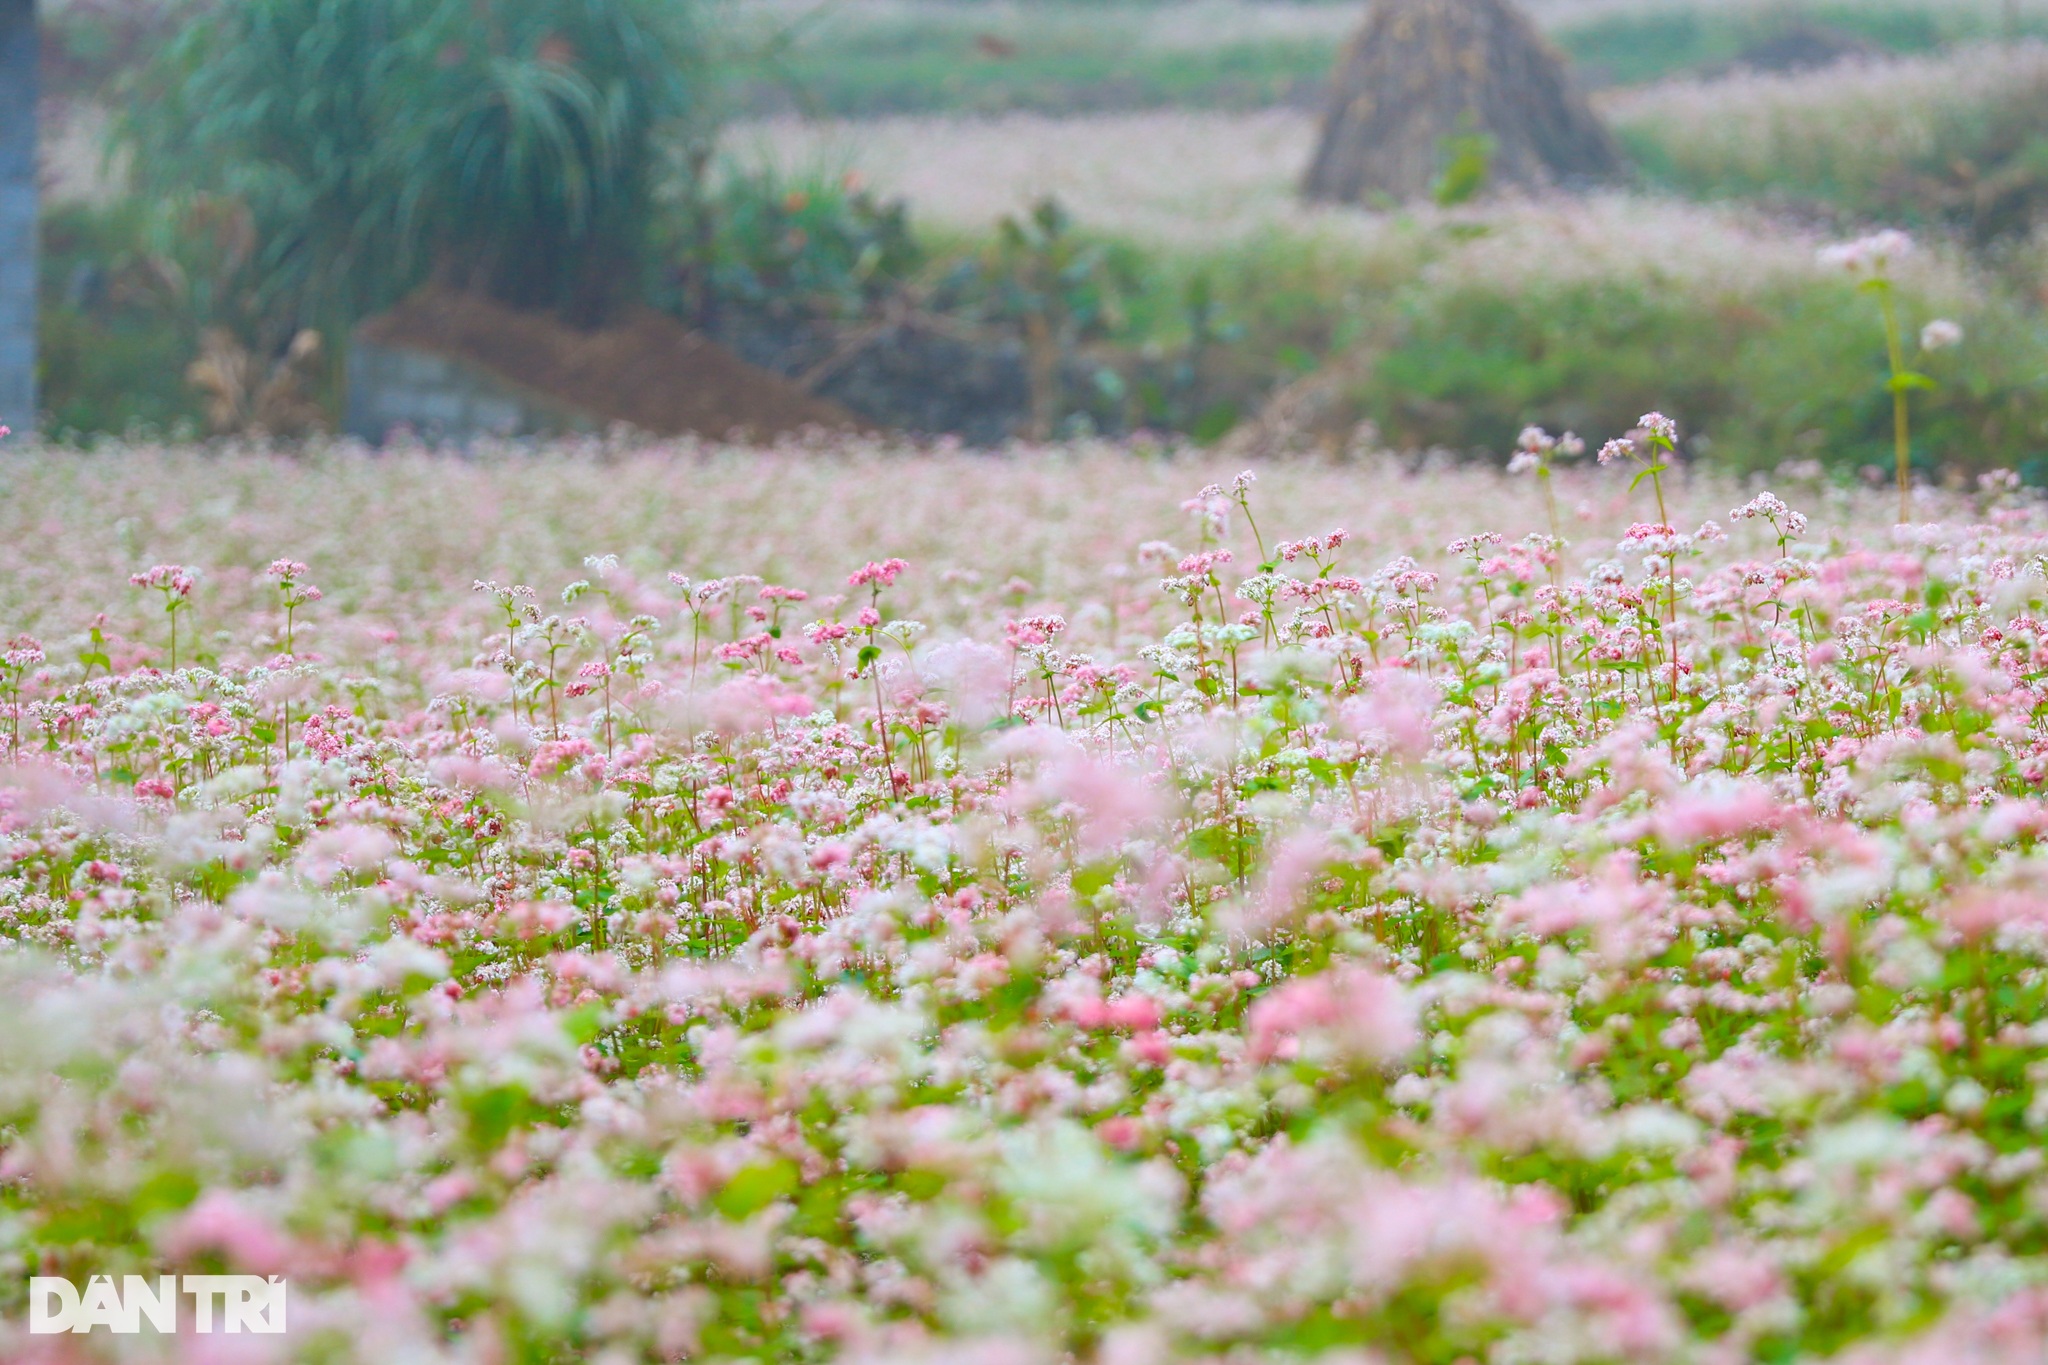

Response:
(0, 449), (2046, 1364)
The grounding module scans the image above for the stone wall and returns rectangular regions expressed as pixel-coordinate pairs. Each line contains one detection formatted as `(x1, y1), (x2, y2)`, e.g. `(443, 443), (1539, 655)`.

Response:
(344, 337), (599, 445)
(0, 0), (36, 436)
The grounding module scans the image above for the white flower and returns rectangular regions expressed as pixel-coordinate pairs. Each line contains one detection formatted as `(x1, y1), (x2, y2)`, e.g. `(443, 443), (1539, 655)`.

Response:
(1818, 229), (1913, 276)
(1920, 319), (1963, 351)
(1637, 412), (1679, 445)
(1731, 493), (1807, 535)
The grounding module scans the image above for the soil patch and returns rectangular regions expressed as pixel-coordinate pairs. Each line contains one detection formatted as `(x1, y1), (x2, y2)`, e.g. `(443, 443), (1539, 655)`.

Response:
(356, 286), (869, 439)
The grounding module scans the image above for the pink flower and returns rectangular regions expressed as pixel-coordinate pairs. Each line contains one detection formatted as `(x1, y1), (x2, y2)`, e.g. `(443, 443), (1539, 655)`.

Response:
(1336, 668), (1438, 763)
(1021, 740), (1165, 857)
(847, 558), (909, 588)
(161, 1190), (295, 1273)
(295, 823), (398, 882)
(130, 564), (197, 596)
(503, 899), (578, 938)
(1247, 964), (1417, 1069)
(705, 674), (817, 735)
(1651, 781), (1783, 846)
(1939, 889), (2048, 942)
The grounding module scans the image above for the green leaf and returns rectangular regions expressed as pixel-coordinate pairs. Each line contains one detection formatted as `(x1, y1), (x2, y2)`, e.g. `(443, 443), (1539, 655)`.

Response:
(1431, 129), (1494, 208)
(1628, 463), (1668, 491)
(717, 1159), (800, 1220)
(1888, 370), (1938, 393)
(132, 1168), (202, 1221)
(1072, 861), (1118, 898)
(463, 1083), (535, 1151)
(561, 1002), (607, 1046)
(897, 1168), (948, 1201)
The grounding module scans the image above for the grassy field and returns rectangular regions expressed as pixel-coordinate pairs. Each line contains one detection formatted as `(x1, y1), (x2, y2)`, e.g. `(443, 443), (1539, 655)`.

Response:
(1612, 40), (2048, 232)
(721, 0), (2048, 115)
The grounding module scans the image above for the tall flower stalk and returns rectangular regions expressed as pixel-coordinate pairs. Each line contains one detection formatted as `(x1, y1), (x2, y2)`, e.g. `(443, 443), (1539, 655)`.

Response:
(1600, 413), (1684, 702)
(1507, 424), (1584, 551)
(130, 564), (197, 671)
(1821, 230), (1963, 524)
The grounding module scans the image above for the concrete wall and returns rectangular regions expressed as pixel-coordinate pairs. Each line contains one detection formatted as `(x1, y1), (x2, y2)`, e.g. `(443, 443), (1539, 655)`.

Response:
(0, 0), (34, 437)
(344, 338), (598, 445)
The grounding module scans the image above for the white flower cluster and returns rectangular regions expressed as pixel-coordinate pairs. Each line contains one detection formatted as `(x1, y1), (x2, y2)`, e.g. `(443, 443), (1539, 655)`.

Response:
(1818, 229), (1913, 275)
(1730, 492), (1809, 536)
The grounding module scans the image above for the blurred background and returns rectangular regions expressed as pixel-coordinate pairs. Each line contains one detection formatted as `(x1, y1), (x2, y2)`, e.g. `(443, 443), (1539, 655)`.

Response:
(11, 0), (2048, 478)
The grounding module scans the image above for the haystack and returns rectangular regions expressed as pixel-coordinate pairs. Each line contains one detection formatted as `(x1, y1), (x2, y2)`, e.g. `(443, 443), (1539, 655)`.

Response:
(1302, 0), (1622, 206)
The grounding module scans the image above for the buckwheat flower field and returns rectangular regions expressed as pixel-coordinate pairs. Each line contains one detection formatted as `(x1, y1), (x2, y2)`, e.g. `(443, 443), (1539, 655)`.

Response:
(9, 435), (2048, 1364)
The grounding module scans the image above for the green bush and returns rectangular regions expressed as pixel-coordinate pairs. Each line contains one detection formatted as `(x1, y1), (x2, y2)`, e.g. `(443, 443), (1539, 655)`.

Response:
(659, 166), (924, 320)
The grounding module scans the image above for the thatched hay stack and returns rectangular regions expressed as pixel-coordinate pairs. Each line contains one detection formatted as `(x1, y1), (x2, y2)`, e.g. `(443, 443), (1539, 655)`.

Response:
(1302, 0), (1622, 206)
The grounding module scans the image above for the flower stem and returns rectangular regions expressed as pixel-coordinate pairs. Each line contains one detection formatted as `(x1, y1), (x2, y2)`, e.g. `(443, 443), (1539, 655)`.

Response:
(1875, 280), (1912, 524)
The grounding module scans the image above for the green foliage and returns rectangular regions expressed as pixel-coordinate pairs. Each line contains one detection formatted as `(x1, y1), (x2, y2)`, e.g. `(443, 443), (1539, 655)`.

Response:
(660, 165), (924, 320)
(976, 219), (2048, 476)
(987, 198), (1128, 337)
(126, 0), (710, 332)
(1349, 275), (2048, 475)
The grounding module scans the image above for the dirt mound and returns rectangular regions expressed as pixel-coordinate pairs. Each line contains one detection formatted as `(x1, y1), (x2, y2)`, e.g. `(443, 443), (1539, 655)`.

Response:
(356, 286), (869, 439)
(1302, 0), (1622, 206)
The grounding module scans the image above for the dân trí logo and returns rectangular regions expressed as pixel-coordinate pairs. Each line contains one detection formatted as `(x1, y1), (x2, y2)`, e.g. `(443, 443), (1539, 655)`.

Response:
(27, 1276), (288, 1334)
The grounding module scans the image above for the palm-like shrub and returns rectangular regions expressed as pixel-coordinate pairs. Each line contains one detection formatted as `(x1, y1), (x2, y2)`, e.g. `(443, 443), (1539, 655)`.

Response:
(130, 0), (707, 335)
